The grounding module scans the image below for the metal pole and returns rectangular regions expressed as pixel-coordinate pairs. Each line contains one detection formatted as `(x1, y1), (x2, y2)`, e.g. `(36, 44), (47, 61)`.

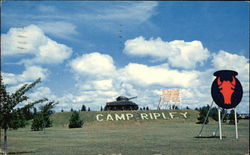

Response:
(213, 109), (227, 136)
(234, 108), (239, 139)
(157, 96), (162, 110)
(198, 101), (214, 137)
(218, 107), (222, 140)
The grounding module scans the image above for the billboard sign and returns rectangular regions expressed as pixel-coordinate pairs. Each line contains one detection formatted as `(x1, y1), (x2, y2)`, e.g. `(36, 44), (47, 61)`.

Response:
(161, 89), (181, 103)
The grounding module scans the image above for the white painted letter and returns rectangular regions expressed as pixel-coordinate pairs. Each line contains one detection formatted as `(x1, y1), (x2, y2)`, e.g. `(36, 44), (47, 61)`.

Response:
(96, 114), (104, 121)
(141, 113), (149, 120)
(153, 113), (161, 120)
(162, 112), (167, 119)
(126, 113), (133, 120)
(115, 114), (125, 121)
(169, 112), (177, 119)
(180, 112), (188, 118)
(149, 113), (154, 119)
(106, 114), (114, 121)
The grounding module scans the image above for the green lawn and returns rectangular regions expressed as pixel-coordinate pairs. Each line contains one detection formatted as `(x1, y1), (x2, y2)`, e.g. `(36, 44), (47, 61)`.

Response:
(3, 110), (250, 155)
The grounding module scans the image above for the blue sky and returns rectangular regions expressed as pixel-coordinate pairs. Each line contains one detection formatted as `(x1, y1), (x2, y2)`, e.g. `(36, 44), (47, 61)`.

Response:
(1, 1), (249, 113)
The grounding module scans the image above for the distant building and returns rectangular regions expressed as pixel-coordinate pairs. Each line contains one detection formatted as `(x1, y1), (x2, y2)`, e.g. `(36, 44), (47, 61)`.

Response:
(238, 113), (250, 119)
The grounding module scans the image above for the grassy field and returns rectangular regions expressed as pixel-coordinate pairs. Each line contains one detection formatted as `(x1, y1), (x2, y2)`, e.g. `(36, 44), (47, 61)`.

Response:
(3, 110), (250, 155)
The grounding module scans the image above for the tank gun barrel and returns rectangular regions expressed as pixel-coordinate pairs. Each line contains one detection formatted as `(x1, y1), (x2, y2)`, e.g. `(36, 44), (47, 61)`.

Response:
(128, 96), (137, 100)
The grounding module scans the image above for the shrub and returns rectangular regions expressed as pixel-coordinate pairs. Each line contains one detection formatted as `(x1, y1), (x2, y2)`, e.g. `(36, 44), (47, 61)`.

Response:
(81, 105), (86, 111)
(68, 111), (84, 128)
(197, 105), (210, 124)
(210, 107), (218, 121)
(31, 101), (57, 131)
(9, 110), (27, 129)
(31, 114), (45, 131)
(228, 109), (239, 125)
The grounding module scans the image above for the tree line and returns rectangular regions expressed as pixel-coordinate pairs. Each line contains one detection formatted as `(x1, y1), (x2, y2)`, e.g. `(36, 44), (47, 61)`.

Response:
(196, 104), (239, 125)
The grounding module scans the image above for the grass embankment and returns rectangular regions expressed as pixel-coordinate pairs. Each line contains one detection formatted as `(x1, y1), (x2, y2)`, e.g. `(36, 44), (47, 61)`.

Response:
(5, 110), (249, 155)
(51, 109), (199, 127)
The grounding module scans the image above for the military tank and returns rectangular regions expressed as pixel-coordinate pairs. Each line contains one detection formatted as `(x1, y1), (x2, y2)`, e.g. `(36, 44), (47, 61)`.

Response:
(104, 96), (138, 111)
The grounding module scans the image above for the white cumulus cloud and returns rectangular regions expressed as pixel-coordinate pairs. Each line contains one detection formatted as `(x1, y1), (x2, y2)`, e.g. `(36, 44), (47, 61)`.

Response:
(80, 79), (113, 91)
(93, 80), (113, 90)
(120, 63), (200, 88)
(28, 86), (56, 102)
(34, 38), (72, 64)
(70, 52), (117, 78)
(2, 25), (47, 55)
(212, 50), (249, 81)
(2, 24), (72, 65)
(124, 36), (210, 69)
(2, 65), (48, 85)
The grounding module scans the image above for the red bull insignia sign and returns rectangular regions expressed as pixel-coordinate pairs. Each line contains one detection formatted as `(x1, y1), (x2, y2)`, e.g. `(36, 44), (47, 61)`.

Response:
(211, 70), (243, 109)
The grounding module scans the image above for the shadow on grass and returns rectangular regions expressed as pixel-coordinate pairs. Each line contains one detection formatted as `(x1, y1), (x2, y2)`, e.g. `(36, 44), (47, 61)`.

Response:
(8, 151), (36, 154)
(194, 136), (226, 138)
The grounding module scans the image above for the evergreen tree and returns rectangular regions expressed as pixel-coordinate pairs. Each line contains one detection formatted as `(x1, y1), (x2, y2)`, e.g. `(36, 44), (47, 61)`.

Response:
(100, 106), (103, 111)
(40, 101), (58, 128)
(210, 107), (228, 122)
(31, 101), (58, 131)
(0, 76), (47, 154)
(81, 105), (86, 111)
(22, 108), (33, 120)
(31, 113), (45, 131)
(70, 108), (74, 112)
(68, 111), (84, 128)
(146, 107), (149, 110)
(228, 109), (239, 125)
(186, 106), (190, 109)
(88, 107), (90, 111)
(210, 107), (218, 121)
(33, 107), (37, 115)
(197, 105), (210, 124)
(175, 105), (179, 110)
(172, 105), (175, 109)
(61, 109), (64, 112)
(221, 109), (228, 123)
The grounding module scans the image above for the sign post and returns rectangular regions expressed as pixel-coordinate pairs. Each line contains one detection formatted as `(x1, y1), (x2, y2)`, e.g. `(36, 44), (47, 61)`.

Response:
(211, 70), (243, 140)
(198, 70), (243, 139)
(213, 109), (227, 137)
(198, 101), (214, 137)
(218, 107), (222, 140)
(234, 108), (238, 139)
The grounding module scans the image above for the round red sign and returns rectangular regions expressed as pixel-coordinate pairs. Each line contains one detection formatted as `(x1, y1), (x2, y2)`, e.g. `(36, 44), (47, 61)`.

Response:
(211, 70), (243, 109)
